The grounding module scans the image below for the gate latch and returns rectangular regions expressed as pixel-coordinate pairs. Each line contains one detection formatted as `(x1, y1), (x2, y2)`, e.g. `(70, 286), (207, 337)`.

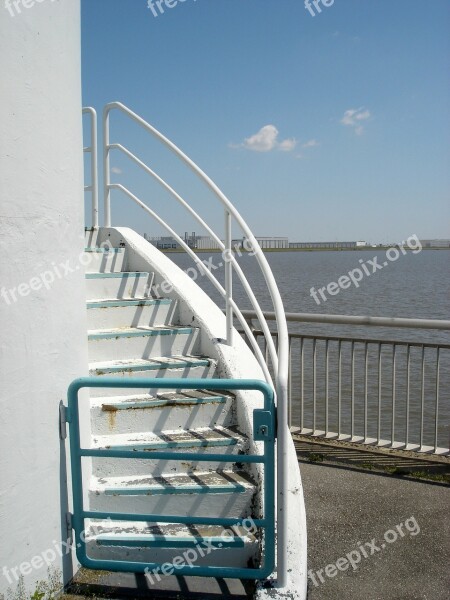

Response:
(253, 410), (275, 442)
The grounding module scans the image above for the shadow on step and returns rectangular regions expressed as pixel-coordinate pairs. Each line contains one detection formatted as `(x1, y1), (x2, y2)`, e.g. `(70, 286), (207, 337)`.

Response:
(64, 568), (255, 599)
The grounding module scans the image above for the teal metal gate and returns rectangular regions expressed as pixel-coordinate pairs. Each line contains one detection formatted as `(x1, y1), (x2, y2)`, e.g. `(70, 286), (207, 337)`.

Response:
(65, 378), (276, 580)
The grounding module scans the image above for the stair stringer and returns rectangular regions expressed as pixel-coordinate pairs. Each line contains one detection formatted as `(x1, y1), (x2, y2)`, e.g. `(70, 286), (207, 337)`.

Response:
(93, 226), (307, 600)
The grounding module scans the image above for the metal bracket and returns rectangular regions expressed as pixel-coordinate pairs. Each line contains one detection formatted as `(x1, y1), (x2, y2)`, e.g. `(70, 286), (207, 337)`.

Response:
(253, 410), (275, 442)
(66, 513), (74, 547)
(59, 403), (70, 440)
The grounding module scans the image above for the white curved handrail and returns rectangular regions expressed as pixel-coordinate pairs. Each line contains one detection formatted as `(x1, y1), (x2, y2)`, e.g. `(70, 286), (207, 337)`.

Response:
(102, 102), (290, 587)
(109, 142), (279, 376)
(110, 183), (274, 386)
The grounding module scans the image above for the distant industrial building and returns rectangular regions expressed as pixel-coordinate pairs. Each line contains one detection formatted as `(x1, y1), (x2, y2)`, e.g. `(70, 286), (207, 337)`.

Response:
(143, 233), (382, 252)
(289, 241), (367, 249)
(144, 232), (222, 250)
(419, 239), (450, 248)
(239, 236), (289, 249)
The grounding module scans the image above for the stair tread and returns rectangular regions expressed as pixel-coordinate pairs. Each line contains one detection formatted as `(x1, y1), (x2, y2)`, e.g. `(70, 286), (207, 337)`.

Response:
(65, 567), (254, 598)
(86, 271), (150, 279)
(92, 470), (255, 494)
(92, 425), (246, 449)
(85, 247), (124, 253)
(87, 298), (171, 308)
(89, 355), (214, 374)
(88, 325), (195, 337)
(92, 390), (233, 409)
(86, 521), (257, 545)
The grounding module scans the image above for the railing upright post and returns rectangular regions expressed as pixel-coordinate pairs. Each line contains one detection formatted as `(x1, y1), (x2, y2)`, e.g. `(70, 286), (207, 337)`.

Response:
(420, 346), (425, 449)
(82, 107), (99, 228)
(276, 377), (289, 588)
(90, 109), (99, 227)
(288, 339), (293, 427)
(300, 338), (304, 431)
(103, 106), (112, 227)
(434, 348), (440, 452)
(364, 342), (368, 442)
(405, 344), (411, 448)
(224, 210), (233, 346)
(392, 345), (397, 446)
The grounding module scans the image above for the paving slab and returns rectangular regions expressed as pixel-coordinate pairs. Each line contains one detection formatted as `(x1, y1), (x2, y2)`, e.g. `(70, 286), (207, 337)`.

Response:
(300, 460), (450, 600)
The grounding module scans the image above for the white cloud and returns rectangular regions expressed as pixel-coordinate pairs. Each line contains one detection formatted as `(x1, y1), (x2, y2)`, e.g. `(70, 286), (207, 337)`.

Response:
(237, 125), (297, 153)
(341, 108), (371, 134)
(243, 125), (279, 152)
(278, 138), (297, 152)
(111, 166), (122, 174)
(302, 139), (320, 148)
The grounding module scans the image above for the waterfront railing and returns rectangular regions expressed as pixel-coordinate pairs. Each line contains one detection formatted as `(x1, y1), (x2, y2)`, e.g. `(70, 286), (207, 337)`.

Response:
(241, 311), (450, 455)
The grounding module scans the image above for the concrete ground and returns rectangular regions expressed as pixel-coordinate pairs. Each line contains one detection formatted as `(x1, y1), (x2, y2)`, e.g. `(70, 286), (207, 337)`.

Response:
(63, 448), (450, 600)
(300, 460), (450, 600)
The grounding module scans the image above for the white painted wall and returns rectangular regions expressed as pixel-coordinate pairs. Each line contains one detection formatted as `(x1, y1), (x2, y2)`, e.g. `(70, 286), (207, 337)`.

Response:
(0, 1), (87, 595)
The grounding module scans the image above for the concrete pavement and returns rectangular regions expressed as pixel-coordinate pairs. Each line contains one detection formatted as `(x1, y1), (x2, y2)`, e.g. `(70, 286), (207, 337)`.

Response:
(300, 460), (450, 600)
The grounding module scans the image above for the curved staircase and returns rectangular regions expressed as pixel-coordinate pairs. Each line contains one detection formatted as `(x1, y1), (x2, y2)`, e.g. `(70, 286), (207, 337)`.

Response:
(82, 242), (261, 576)
(65, 102), (307, 599)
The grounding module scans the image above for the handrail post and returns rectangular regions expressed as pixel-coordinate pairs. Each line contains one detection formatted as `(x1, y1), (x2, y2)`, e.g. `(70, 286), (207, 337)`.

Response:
(103, 106), (111, 227)
(276, 376), (289, 587)
(82, 107), (99, 228)
(224, 210), (233, 346)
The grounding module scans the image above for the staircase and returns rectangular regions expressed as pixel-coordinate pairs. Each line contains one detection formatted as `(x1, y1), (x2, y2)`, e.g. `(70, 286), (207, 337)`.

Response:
(72, 102), (308, 598)
(82, 242), (260, 575)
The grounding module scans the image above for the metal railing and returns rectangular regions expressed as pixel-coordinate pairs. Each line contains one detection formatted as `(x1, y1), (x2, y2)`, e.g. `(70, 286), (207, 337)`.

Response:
(82, 107), (99, 228)
(66, 378), (275, 580)
(84, 102), (292, 585)
(241, 311), (450, 455)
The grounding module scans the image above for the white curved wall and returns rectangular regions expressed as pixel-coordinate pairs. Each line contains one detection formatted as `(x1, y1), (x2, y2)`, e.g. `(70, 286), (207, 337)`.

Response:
(0, 1), (87, 595)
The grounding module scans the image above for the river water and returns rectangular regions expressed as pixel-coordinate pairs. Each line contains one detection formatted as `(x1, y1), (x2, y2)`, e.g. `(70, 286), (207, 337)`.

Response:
(169, 249), (450, 449)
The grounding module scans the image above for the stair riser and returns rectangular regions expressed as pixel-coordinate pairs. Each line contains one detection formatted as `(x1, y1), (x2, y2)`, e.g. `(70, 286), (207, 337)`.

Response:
(88, 329), (200, 363)
(92, 444), (247, 478)
(85, 229), (105, 247)
(88, 489), (254, 519)
(89, 364), (216, 397)
(86, 274), (153, 301)
(87, 301), (175, 329)
(84, 251), (125, 274)
(85, 539), (258, 569)
(91, 399), (236, 435)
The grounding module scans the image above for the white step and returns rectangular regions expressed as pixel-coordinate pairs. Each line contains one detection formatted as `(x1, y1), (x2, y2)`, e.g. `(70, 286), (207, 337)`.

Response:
(90, 391), (236, 435)
(88, 356), (217, 398)
(89, 471), (255, 518)
(91, 426), (248, 477)
(87, 298), (176, 329)
(87, 326), (200, 362)
(86, 272), (153, 301)
(84, 247), (125, 274)
(85, 521), (259, 569)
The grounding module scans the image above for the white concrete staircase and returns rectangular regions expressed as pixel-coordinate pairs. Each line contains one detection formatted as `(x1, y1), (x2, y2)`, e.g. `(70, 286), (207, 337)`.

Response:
(83, 243), (259, 571)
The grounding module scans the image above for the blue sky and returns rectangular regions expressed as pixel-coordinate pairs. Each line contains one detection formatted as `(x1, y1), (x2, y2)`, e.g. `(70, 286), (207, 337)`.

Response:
(81, 0), (450, 243)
